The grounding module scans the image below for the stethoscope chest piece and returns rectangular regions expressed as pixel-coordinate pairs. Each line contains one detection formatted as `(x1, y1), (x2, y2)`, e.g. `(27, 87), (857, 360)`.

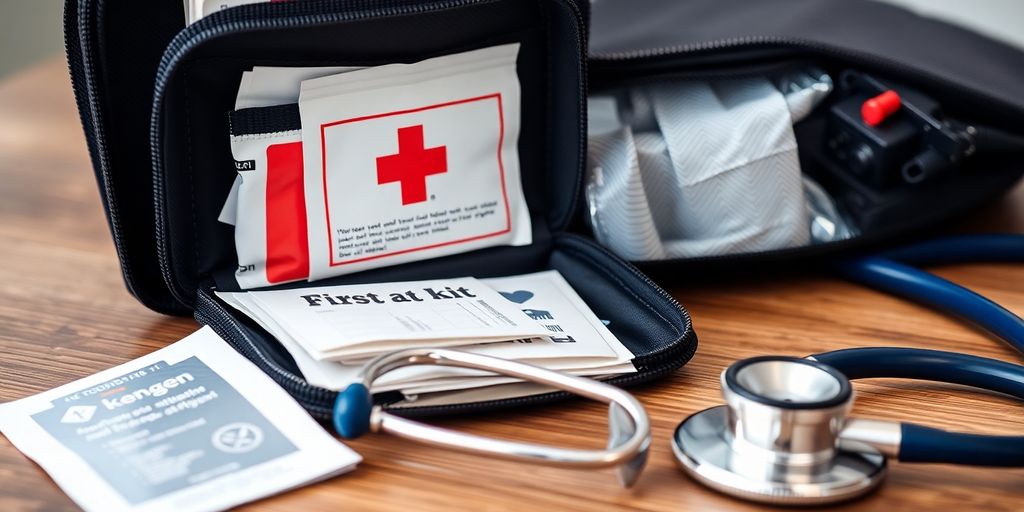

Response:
(672, 356), (888, 505)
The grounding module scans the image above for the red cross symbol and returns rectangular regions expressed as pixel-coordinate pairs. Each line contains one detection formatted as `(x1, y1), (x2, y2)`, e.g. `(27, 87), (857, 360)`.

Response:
(375, 125), (448, 205)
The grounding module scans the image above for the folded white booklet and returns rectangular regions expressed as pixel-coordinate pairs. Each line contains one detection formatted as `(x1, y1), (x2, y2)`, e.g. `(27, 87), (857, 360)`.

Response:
(298, 43), (531, 281)
(217, 271), (636, 395)
(228, 276), (552, 362)
(0, 327), (360, 512)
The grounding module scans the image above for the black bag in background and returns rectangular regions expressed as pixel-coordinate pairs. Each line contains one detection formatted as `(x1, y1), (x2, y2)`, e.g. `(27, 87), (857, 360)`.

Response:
(586, 0), (1024, 274)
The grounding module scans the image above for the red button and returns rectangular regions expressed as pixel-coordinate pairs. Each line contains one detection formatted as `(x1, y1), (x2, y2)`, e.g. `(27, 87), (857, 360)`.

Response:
(861, 90), (901, 127)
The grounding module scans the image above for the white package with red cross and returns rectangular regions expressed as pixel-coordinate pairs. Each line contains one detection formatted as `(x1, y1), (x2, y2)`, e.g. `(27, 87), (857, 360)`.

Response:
(298, 44), (531, 281)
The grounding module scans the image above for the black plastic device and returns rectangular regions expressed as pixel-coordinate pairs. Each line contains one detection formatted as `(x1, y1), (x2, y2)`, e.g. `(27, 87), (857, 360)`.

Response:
(827, 70), (975, 189)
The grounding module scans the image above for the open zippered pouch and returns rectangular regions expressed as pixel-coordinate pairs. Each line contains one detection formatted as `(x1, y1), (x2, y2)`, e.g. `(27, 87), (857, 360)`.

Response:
(65, 0), (695, 419)
(583, 0), (1024, 276)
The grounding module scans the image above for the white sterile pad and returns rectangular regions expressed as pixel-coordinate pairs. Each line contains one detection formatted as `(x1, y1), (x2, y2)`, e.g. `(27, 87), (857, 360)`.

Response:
(229, 128), (306, 289)
(220, 66), (361, 227)
(236, 66), (360, 110)
(0, 327), (359, 512)
(298, 44), (531, 281)
(186, 0), (264, 25)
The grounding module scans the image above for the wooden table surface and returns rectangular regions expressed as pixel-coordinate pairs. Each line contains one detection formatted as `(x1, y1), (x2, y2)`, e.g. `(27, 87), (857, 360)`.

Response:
(1, 58), (1022, 511)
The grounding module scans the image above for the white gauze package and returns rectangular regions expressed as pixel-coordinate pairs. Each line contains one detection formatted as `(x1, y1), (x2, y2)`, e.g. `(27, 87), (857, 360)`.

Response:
(298, 44), (531, 281)
(220, 66), (358, 226)
(228, 105), (308, 289)
(585, 69), (835, 259)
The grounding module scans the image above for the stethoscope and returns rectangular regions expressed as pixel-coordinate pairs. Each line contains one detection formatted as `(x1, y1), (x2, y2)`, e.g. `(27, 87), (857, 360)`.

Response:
(324, 235), (1021, 500)
(673, 234), (1024, 505)
(332, 347), (652, 488)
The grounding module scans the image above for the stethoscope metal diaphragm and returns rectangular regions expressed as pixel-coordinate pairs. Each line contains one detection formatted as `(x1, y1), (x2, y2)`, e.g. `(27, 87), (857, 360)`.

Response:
(672, 356), (887, 505)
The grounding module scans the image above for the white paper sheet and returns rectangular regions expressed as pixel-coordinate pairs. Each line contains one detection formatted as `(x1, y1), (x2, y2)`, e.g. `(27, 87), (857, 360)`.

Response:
(0, 327), (360, 512)
(216, 271), (636, 395)
(185, 0), (267, 25)
(235, 276), (551, 361)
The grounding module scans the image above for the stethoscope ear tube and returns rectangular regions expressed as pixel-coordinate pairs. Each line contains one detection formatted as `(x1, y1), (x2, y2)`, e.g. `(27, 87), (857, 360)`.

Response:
(333, 348), (652, 487)
(835, 255), (1024, 353)
(900, 423), (1024, 466)
(812, 347), (1024, 467)
(873, 233), (1024, 266)
(812, 347), (1024, 397)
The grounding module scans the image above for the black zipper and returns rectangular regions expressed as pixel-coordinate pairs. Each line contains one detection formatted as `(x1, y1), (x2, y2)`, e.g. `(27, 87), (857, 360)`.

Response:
(559, 234), (692, 343)
(554, 234), (698, 373)
(195, 288), (338, 418)
(149, 0), (588, 309)
(67, 0), (168, 312)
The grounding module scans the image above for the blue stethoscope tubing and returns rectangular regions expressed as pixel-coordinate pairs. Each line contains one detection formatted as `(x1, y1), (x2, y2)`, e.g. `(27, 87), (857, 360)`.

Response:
(837, 234), (1024, 353)
(813, 348), (1024, 466)
(819, 233), (1024, 467)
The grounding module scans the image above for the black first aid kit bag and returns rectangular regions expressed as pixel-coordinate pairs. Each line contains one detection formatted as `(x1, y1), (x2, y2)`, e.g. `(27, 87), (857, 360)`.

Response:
(64, 0), (695, 418)
(66, 0), (1024, 416)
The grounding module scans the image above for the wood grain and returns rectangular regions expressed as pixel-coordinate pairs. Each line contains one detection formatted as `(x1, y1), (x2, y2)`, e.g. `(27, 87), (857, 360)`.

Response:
(1, 58), (1022, 511)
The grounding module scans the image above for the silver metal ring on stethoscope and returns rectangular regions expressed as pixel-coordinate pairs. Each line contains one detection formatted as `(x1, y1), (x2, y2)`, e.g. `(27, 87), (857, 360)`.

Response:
(672, 349), (1024, 505)
(334, 348), (652, 487)
(672, 356), (887, 505)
